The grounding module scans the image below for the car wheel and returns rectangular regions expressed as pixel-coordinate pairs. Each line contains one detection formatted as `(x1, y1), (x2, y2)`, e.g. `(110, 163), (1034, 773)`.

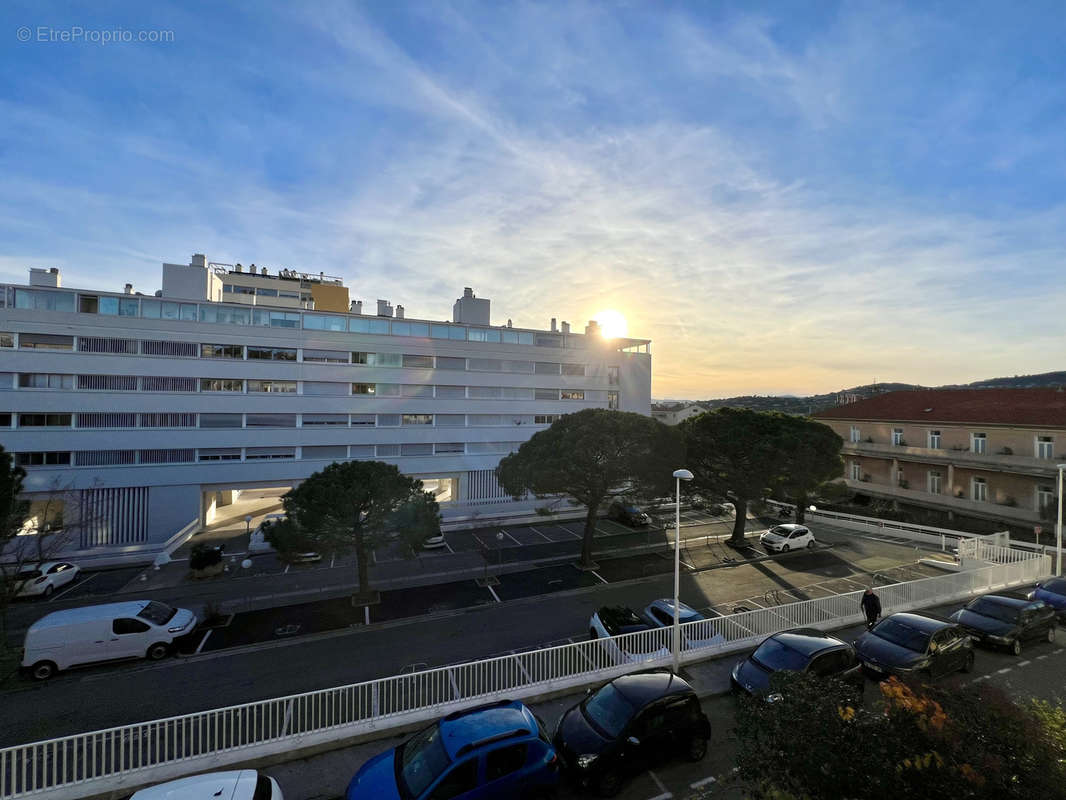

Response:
(686, 736), (708, 762)
(782, 544), (790, 553)
(31, 661), (57, 681)
(961, 651), (975, 673)
(1011, 638), (1022, 656)
(596, 771), (623, 798)
(146, 642), (170, 661)
(806, 539), (815, 549)
(43, 584), (54, 598)
(1048, 627), (1056, 644)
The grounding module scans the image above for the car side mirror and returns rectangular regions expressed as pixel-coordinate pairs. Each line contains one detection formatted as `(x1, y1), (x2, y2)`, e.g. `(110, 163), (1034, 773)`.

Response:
(586, 688), (594, 696)
(627, 736), (641, 747)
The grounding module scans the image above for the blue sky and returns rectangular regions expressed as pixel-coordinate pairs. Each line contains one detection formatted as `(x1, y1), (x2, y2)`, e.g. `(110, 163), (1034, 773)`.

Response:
(2, 1), (1064, 399)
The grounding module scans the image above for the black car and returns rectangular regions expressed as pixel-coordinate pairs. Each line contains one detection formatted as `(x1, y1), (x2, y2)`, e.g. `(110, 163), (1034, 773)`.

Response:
(949, 594), (1057, 655)
(553, 672), (710, 797)
(731, 628), (863, 699)
(854, 612), (974, 680)
(607, 501), (651, 527)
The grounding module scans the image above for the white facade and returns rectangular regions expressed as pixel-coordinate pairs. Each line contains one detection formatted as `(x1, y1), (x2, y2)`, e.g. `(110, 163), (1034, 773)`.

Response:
(651, 403), (704, 426)
(0, 263), (652, 560)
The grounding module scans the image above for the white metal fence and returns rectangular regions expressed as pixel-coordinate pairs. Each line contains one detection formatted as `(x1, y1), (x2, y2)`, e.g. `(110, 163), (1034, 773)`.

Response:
(0, 543), (1051, 800)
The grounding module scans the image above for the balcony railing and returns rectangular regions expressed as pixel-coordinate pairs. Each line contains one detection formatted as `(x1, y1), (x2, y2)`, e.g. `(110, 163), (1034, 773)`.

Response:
(843, 440), (1061, 476)
(841, 478), (1042, 523)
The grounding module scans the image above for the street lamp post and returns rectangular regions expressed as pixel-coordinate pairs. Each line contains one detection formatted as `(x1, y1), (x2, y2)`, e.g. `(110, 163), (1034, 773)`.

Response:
(1056, 464), (1065, 577)
(672, 468), (694, 673)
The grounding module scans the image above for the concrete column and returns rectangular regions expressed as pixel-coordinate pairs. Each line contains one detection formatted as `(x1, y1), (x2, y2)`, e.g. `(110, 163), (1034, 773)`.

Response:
(947, 464), (955, 495)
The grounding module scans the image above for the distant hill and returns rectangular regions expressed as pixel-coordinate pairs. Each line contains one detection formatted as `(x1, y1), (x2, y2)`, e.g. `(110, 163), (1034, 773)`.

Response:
(661, 371), (1066, 416)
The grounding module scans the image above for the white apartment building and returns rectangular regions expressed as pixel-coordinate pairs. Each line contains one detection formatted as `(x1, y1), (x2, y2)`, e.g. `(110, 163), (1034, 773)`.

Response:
(0, 256), (652, 563)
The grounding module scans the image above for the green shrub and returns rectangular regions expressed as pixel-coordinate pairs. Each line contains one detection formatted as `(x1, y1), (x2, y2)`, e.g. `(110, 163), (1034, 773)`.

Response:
(189, 542), (223, 571)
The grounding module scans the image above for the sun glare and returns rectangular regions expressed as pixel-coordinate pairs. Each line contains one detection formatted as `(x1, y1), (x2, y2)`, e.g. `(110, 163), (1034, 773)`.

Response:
(594, 309), (628, 339)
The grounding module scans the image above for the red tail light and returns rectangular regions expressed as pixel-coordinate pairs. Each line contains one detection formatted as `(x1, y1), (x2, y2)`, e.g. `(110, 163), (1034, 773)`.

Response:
(34, 577), (47, 584)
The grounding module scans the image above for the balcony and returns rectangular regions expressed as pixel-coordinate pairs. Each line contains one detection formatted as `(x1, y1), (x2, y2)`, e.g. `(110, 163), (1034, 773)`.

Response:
(842, 478), (1042, 525)
(842, 440), (1061, 478)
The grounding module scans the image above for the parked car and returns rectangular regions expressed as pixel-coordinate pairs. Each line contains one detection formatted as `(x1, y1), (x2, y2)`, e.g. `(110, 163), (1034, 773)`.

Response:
(21, 600), (199, 680)
(949, 593), (1057, 655)
(589, 606), (670, 664)
(730, 628), (863, 699)
(1029, 578), (1066, 619)
(854, 612), (974, 680)
(131, 770), (283, 800)
(553, 671), (710, 797)
(608, 502), (651, 527)
(641, 599), (725, 649)
(759, 524), (814, 553)
(422, 532), (447, 550)
(14, 561), (79, 598)
(345, 699), (559, 800)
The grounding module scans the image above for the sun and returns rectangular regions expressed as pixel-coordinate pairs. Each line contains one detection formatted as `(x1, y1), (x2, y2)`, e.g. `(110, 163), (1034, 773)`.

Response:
(593, 309), (628, 339)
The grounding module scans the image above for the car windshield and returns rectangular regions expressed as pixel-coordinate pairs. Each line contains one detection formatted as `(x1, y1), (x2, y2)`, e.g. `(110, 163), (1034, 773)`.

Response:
(871, 618), (931, 653)
(17, 568), (42, 579)
(751, 638), (811, 672)
(583, 683), (636, 739)
(137, 601), (178, 625)
(398, 723), (451, 798)
(1041, 579), (1066, 596)
(967, 598), (1020, 624)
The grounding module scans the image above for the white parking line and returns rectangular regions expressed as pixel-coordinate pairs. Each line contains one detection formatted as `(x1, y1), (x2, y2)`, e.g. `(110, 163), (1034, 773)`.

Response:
(486, 584), (501, 603)
(996, 667), (1012, 674)
(1036, 654), (1049, 660)
(500, 529), (522, 546)
(691, 776), (717, 788)
(527, 526), (553, 543)
(555, 525), (582, 540)
(283, 564), (290, 574)
(1017, 660), (1031, 667)
(647, 771), (672, 799)
(195, 630), (212, 654)
(51, 573), (97, 601)
(443, 540), (455, 554)
(590, 570), (608, 584)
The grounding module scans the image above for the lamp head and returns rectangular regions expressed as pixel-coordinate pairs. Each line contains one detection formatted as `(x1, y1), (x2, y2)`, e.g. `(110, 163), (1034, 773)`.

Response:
(673, 469), (694, 481)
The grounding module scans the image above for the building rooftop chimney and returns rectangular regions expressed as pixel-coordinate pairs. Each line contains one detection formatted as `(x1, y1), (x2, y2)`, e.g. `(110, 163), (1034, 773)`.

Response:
(350, 300), (363, 314)
(376, 299), (394, 318)
(396, 304), (405, 319)
(550, 318), (557, 332)
(190, 254), (207, 268)
(28, 267), (61, 288)
(124, 283), (133, 295)
(561, 321), (570, 334)
(249, 264), (257, 274)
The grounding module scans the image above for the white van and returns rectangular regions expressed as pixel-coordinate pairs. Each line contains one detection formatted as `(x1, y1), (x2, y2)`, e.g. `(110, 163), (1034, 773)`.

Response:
(22, 600), (198, 680)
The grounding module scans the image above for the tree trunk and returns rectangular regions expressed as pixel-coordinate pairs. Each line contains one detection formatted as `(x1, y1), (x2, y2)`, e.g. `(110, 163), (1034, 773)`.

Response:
(729, 498), (748, 546)
(580, 504), (598, 568)
(795, 493), (807, 524)
(353, 523), (369, 597)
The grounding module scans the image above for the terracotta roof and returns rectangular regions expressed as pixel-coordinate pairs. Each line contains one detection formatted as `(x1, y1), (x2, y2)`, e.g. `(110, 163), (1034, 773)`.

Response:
(813, 388), (1066, 427)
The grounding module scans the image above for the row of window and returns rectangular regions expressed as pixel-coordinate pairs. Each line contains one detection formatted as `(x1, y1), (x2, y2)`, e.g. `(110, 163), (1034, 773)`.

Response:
(1, 332), (617, 380)
(0, 411), (567, 429)
(14, 441), (524, 468)
(849, 426), (1056, 459)
(848, 460), (1058, 510)
(9, 287), (644, 351)
(6, 372), (617, 404)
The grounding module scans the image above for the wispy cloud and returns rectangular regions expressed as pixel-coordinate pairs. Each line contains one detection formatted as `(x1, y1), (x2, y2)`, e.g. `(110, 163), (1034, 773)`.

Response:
(1, 0), (1064, 398)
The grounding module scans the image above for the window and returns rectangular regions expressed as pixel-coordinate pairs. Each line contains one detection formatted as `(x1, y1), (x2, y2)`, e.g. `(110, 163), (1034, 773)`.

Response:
(608, 366), (620, 386)
(352, 383), (376, 395)
(971, 433), (987, 454)
(245, 447), (296, 460)
(849, 462), (861, 481)
(303, 314), (348, 332)
(302, 381), (349, 396)
(14, 289), (75, 312)
(896, 468), (905, 486)
(198, 448), (242, 462)
(928, 430), (941, 449)
(928, 470), (942, 495)
(19, 333), (74, 350)
(469, 386), (502, 399)
(253, 310), (300, 328)
(850, 426), (860, 443)
(199, 413), (244, 428)
(246, 414), (297, 428)
(142, 376), (198, 392)
(375, 383), (401, 396)
(426, 758), (477, 800)
(139, 413), (197, 428)
(142, 340), (198, 358)
(607, 391), (619, 410)
(0, 333), (12, 348)
(400, 443), (433, 456)
(534, 414), (561, 424)
(560, 390), (585, 400)
(78, 336), (138, 354)
(1037, 485), (1054, 512)
(561, 363), (585, 376)
(199, 305), (250, 325)
(376, 353), (403, 368)
(200, 379), (244, 392)
(352, 351), (371, 365)
(18, 373), (73, 389)
(435, 385), (465, 398)
(402, 384), (434, 398)
(247, 380), (297, 393)
(376, 444), (400, 456)
(436, 356), (466, 370)
(18, 414), (72, 427)
(535, 362), (560, 375)
(534, 388), (558, 400)
(468, 358), (503, 372)
(1037, 436), (1054, 460)
(485, 743), (528, 783)
(348, 318), (390, 334)
(302, 348), (348, 363)
(536, 334), (561, 348)
(350, 414), (375, 426)
(255, 287), (278, 298)
(0, 413), (9, 427)
(15, 452), (72, 466)
(402, 414), (433, 425)
(302, 413), (349, 426)
(377, 414), (401, 426)
(434, 443), (464, 454)
(302, 445), (348, 460)
(201, 344), (244, 359)
(402, 354), (434, 369)
(78, 374), (138, 391)
(892, 428), (904, 446)
(972, 477), (988, 502)
(247, 346), (297, 361)
(113, 618), (150, 635)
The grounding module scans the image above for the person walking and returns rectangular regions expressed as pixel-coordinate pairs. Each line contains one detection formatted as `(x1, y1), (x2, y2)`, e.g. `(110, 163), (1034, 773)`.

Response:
(860, 588), (882, 631)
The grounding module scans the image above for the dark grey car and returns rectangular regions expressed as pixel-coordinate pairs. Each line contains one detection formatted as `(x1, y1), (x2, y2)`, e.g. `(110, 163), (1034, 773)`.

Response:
(854, 612), (974, 680)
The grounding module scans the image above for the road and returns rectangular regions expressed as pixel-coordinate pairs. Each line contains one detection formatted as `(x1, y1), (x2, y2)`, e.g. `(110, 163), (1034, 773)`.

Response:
(1, 524), (947, 746)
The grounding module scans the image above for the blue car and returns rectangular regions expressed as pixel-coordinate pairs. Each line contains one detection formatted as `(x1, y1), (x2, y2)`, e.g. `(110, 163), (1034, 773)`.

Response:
(1031, 578), (1066, 618)
(345, 699), (560, 800)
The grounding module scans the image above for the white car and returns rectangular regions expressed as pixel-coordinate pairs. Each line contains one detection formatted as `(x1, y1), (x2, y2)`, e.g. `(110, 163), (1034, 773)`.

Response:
(760, 524), (815, 553)
(642, 599), (726, 650)
(15, 562), (79, 598)
(422, 533), (447, 550)
(589, 606), (671, 664)
(131, 770), (283, 800)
